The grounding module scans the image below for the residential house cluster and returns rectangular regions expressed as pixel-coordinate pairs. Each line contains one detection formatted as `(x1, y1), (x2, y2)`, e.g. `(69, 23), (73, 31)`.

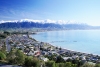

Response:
(3, 34), (100, 63)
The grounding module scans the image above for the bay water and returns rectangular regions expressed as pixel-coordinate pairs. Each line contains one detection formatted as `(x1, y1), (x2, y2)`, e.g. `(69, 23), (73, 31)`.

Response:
(30, 30), (100, 55)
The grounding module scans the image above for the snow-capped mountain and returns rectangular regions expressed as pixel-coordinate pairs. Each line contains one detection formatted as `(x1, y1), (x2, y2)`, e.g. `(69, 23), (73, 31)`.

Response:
(0, 19), (83, 24)
(0, 19), (95, 29)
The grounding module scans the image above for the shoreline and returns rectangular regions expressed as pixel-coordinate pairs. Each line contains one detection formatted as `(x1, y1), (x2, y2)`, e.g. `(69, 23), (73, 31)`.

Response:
(29, 34), (99, 56)
(49, 42), (99, 56)
(29, 30), (100, 56)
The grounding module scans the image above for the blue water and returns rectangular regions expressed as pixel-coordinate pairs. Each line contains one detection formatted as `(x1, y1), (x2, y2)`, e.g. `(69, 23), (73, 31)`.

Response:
(30, 30), (100, 55)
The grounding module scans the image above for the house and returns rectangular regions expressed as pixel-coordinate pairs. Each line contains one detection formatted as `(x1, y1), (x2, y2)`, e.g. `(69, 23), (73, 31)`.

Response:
(35, 51), (41, 56)
(19, 45), (25, 51)
(49, 51), (59, 55)
(80, 55), (86, 60)
(41, 51), (48, 55)
(34, 50), (41, 56)
(28, 51), (34, 56)
(40, 57), (49, 62)
(24, 48), (30, 54)
(90, 57), (98, 61)
(63, 57), (72, 61)
(72, 55), (79, 59)
(58, 50), (65, 54)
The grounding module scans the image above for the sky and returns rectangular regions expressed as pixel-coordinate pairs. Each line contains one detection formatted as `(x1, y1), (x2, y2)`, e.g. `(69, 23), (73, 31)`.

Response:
(0, 0), (100, 26)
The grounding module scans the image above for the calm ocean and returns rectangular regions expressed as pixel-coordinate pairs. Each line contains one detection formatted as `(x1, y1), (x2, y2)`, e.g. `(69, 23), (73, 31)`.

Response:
(30, 30), (100, 55)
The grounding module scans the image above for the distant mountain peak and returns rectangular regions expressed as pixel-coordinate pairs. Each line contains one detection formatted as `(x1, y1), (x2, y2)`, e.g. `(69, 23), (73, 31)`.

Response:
(0, 19), (84, 25)
(0, 19), (92, 29)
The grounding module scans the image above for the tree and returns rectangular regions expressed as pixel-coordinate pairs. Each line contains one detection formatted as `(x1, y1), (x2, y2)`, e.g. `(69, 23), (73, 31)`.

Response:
(24, 57), (40, 67)
(65, 62), (77, 67)
(0, 42), (7, 55)
(56, 56), (65, 63)
(31, 57), (40, 67)
(0, 51), (6, 60)
(56, 63), (65, 67)
(7, 49), (16, 64)
(24, 57), (33, 67)
(81, 62), (95, 67)
(95, 63), (100, 67)
(7, 49), (25, 65)
(72, 59), (80, 66)
(4, 31), (10, 35)
(46, 55), (57, 61)
(59, 47), (62, 50)
(0, 34), (7, 39)
(15, 50), (25, 65)
(45, 61), (55, 67)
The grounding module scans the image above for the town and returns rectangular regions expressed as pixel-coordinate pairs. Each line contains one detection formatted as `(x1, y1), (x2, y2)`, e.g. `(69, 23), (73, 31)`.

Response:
(0, 31), (100, 67)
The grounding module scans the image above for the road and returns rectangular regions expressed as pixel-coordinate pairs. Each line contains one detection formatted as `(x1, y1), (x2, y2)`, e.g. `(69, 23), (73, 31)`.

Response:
(6, 36), (11, 52)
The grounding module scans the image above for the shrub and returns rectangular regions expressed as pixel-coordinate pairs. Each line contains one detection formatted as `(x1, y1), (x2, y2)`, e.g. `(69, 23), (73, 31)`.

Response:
(0, 51), (6, 60)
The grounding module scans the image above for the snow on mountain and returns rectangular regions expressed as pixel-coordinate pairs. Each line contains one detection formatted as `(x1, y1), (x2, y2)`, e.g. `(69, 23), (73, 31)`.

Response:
(0, 19), (82, 25)
(0, 19), (93, 29)
(0, 20), (18, 24)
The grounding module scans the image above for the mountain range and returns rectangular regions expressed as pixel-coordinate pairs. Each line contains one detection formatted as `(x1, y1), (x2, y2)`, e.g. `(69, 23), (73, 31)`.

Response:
(0, 19), (100, 30)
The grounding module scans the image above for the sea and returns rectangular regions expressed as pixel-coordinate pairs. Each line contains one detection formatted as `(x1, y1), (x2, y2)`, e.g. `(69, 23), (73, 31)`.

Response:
(30, 30), (100, 55)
